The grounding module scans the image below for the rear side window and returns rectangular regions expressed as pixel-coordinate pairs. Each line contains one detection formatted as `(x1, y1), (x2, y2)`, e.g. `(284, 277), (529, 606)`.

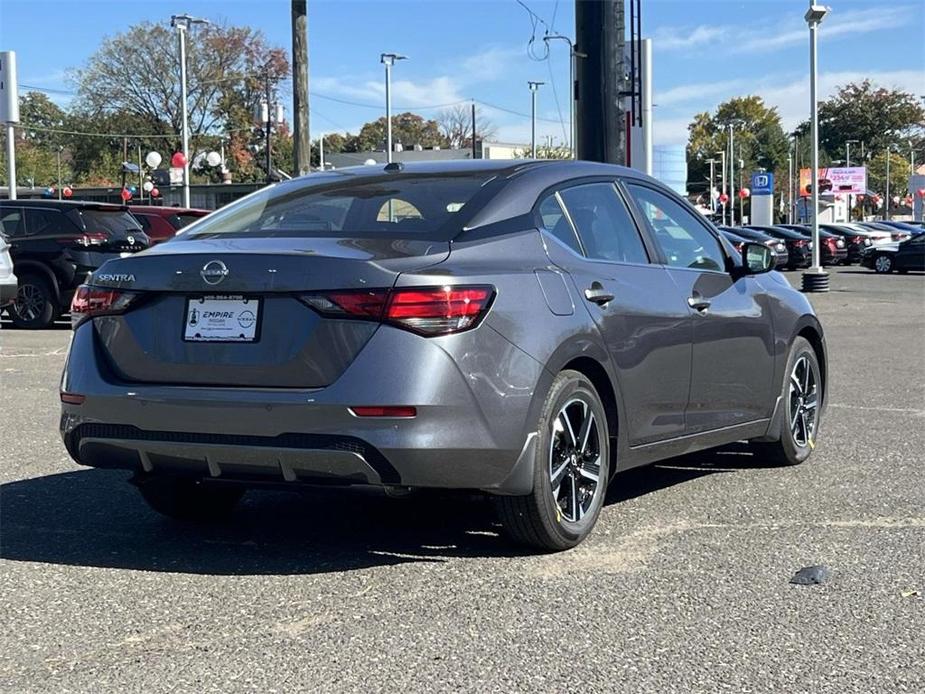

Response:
(183, 173), (493, 240)
(537, 194), (582, 255)
(0, 207), (25, 238)
(133, 214), (153, 232)
(626, 184), (726, 272)
(558, 183), (649, 264)
(173, 213), (206, 229)
(25, 208), (68, 236)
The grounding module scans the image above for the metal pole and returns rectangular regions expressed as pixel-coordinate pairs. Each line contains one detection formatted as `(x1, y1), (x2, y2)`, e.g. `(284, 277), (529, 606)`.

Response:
(719, 151), (726, 226)
(319, 133), (324, 170)
(739, 152), (744, 223)
(885, 149), (890, 221)
(729, 124), (735, 225)
(787, 152), (793, 224)
(57, 148), (62, 200)
(708, 159), (715, 214)
(809, 17), (820, 268)
(641, 38), (653, 175)
(528, 81), (543, 157)
(265, 74), (273, 185)
(177, 23), (191, 208)
(384, 60), (392, 163)
(5, 124), (16, 200)
(471, 101), (477, 159)
(137, 144), (143, 202)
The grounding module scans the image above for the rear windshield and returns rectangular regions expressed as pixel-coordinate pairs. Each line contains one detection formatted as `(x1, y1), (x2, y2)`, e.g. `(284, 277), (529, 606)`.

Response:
(182, 172), (495, 240)
(75, 209), (142, 234)
(173, 213), (206, 229)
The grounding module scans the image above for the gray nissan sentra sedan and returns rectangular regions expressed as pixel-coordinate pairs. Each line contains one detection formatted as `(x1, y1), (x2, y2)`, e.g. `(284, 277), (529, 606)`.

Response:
(59, 160), (826, 550)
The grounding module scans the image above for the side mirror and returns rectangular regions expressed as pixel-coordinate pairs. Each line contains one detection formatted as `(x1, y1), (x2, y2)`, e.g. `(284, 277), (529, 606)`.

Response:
(741, 242), (775, 274)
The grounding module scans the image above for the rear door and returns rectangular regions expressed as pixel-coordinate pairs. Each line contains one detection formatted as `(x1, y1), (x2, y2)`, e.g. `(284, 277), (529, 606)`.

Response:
(539, 181), (692, 445)
(623, 181), (775, 433)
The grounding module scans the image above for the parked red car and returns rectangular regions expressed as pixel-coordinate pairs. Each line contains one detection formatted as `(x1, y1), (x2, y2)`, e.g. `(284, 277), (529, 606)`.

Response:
(128, 206), (210, 244)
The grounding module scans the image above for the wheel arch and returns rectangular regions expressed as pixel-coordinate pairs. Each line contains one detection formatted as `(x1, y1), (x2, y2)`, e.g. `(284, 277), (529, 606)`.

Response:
(792, 315), (828, 412)
(11, 260), (62, 303)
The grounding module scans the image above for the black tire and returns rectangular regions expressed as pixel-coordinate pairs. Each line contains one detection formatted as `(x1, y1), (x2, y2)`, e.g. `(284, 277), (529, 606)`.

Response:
(10, 273), (59, 329)
(873, 254), (894, 274)
(134, 475), (244, 522)
(496, 370), (611, 551)
(753, 336), (822, 466)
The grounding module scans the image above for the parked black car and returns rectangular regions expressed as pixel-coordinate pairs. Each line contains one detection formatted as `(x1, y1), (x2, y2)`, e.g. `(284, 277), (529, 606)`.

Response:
(0, 200), (150, 328)
(818, 224), (871, 264)
(861, 233), (925, 274)
(719, 226), (789, 269)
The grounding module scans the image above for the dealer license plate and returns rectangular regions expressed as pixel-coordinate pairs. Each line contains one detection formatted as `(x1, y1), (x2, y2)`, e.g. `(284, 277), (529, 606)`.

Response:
(183, 295), (260, 342)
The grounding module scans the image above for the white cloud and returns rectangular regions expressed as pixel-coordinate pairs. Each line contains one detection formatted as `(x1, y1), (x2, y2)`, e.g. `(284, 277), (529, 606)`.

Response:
(653, 25), (727, 52)
(461, 46), (523, 82)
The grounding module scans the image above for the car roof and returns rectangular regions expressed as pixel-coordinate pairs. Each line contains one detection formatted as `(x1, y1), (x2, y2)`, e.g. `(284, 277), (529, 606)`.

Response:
(128, 205), (209, 216)
(0, 199), (127, 211)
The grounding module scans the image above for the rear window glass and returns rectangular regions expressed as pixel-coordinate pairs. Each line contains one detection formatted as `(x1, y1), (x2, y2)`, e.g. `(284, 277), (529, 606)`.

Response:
(182, 173), (494, 240)
(76, 209), (142, 233)
(173, 213), (206, 229)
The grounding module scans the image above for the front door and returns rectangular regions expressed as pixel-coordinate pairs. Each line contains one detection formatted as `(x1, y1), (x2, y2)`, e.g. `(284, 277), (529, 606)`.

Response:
(538, 182), (692, 445)
(623, 181), (776, 433)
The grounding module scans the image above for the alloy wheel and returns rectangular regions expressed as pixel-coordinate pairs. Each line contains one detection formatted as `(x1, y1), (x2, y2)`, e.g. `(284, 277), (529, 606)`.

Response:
(548, 397), (602, 522)
(788, 356), (818, 448)
(874, 255), (892, 273)
(14, 283), (45, 322)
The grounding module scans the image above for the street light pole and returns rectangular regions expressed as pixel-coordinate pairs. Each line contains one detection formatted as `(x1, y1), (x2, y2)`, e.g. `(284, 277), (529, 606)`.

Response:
(707, 158), (716, 215)
(380, 53), (407, 164)
(543, 35), (585, 160)
(885, 147), (892, 221)
(844, 139), (858, 221)
(528, 81), (544, 157)
(787, 151), (793, 223)
(716, 150), (726, 225)
(171, 14), (209, 208)
(56, 146), (62, 200)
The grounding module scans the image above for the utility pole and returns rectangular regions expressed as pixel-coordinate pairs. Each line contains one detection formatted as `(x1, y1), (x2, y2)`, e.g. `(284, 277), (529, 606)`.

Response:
(528, 81), (544, 157)
(291, 0), (310, 175)
(471, 101), (477, 159)
(544, 34), (584, 159)
(575, 0), (625, 163)
(265, 73), (273, 185)
(171, 14), (209, 208)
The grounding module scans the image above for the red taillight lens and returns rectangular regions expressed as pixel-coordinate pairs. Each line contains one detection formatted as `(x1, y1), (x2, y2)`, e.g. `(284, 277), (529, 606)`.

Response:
(350, 406), (417, 418)
(70, 284), (138, 329)
(59, 232), (109, 247)
(299, 285), (495, 336)
(386, 286), (494, 335)
(793, 239), (806, 247)
(60, 392), (86, 405)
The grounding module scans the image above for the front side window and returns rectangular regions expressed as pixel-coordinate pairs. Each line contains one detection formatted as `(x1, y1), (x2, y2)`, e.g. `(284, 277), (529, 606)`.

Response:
(626, 184), (726, 272)
(537, 193), (582, 255)
(558, 183), (649, 264)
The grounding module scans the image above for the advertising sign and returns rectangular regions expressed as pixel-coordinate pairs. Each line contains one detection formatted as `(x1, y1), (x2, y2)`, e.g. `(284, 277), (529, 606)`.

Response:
(751, 172), (774, 195)
(799, 167), (866, 197)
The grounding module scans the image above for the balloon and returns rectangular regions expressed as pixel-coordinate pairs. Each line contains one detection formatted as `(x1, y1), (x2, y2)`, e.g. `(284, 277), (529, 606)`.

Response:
(718, 193), (729, 204)
(142, 180), (154, 193)
(120, 188), (132, 202)
(129, 185), (137, 194)
(738, 188), (750, 199)
(145, 151), (162, 168)
(918, 188), (925, 198)
(892, 196), (900, 204)
(171, 151), (187, 168)
(44, 187), (54, 198)
(150, 187), (160, 198)
(206, 151), (222, 167)
(63, 186), (73, 198)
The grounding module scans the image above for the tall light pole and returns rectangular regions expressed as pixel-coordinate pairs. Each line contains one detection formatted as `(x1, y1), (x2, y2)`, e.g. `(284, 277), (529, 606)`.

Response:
(844, 139), (858, 221)
(802, 2), (831, 293)
(707, 158), (717, 215)
(380, 53), (407, 164)
(787, 151), (793, 223)
(885, 145), (893, 221)
(715, 150), (727, 225)
(528, 81), (544, 157)
(171, 14), (209, 208)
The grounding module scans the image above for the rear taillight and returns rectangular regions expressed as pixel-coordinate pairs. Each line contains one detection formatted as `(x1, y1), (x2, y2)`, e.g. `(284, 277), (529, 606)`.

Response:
(793, 239), (806, 247)
(300, 285), (495, 336)
(70, 284), (139, 329)
(59, 232), (109, 247)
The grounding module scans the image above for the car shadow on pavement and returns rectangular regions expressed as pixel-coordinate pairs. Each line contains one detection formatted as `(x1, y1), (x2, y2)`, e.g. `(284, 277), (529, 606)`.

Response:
(1, 445), (782, 576)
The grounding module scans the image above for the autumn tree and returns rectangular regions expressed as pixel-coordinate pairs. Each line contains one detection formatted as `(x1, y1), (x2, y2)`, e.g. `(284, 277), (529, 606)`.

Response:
(352, 112), (445, 152)
(687, 96), (790, 201)
(435, 104), (497, 149)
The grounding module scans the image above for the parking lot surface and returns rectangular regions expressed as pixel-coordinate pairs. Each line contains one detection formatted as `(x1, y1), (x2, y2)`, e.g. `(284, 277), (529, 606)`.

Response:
(1, 266), (923, 693)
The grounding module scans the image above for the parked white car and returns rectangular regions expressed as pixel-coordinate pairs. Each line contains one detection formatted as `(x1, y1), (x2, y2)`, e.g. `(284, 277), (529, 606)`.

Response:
(0, 234), (18, 307)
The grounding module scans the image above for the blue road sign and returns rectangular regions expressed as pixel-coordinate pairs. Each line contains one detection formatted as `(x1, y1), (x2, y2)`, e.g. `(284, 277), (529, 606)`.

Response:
(751, 172), (774, 195)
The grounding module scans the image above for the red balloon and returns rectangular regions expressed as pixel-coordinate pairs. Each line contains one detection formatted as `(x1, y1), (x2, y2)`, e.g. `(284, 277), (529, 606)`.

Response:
(120, 188), (132, 202)
(857, 194), (865, 200)
(738, 188), (750, 199)
(62, 186), (73, 198)
(171, 151), (187, 168)
(719, 193), (729, 204)
(918, 188), (925, 198)
(150, 187), (160, 198)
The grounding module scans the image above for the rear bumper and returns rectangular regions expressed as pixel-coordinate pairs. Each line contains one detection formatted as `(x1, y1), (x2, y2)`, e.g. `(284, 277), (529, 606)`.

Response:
(59, 320), (546, 495)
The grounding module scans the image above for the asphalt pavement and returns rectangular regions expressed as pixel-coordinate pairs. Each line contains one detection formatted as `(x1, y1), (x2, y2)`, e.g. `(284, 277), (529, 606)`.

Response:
(1, 266), (923, 693)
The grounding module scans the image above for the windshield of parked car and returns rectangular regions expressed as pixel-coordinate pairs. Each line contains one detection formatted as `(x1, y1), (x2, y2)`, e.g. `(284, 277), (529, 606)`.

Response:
(182, 172), (496, 240)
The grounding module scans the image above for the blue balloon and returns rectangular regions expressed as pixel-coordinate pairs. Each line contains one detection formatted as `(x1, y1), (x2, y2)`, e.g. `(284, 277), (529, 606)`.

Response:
(129, 185), (137, 193)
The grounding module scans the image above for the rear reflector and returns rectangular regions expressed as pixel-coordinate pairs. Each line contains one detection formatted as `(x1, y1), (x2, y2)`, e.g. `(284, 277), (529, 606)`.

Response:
(70, 284), (139, 329)
(60, 392), (86, 405)
(350, 406), (417, 418)
(300, 285), (494, 336)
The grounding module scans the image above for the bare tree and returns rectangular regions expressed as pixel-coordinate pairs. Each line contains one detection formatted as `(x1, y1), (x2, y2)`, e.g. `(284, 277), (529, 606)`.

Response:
(436, 104), (497, 149)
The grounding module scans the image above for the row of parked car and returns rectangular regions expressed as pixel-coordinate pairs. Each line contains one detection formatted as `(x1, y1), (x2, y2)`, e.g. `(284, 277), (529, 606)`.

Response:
(718, 219), (925, 274)
(0, 199), (209, 328)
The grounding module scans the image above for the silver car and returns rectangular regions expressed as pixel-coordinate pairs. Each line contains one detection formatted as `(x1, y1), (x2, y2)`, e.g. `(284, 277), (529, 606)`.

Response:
(60, 161), (827, 550)
(0, 234), (17, 307)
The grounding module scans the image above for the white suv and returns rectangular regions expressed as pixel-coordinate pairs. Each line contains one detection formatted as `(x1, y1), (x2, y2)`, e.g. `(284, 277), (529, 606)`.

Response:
(0, 234), (17, 307)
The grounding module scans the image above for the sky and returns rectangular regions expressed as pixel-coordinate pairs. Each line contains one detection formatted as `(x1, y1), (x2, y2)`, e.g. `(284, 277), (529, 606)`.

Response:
(1, 0), (923, 149)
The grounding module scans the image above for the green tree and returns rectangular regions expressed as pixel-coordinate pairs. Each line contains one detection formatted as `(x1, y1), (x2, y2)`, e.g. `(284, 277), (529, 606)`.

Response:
(867, 151), (911, 197)
(352, 113), (445, 152)
(687, 96), (790, 206)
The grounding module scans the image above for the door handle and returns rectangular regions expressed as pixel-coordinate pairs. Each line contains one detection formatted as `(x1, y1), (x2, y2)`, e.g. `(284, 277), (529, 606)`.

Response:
(584, 283), (614, 306)
(687, 295), (711, 312)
